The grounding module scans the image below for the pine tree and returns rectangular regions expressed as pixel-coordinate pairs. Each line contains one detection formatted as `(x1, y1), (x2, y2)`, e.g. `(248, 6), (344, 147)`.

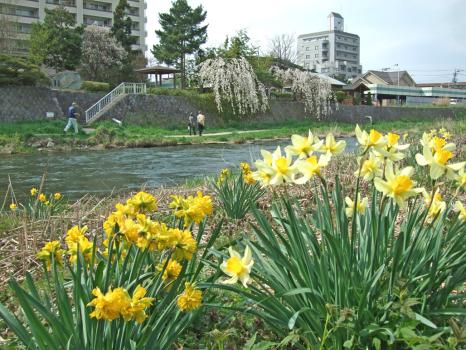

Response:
(152, 0), (208, 88)
(111, 0), (135, 53)
(29, 6), (83, 71)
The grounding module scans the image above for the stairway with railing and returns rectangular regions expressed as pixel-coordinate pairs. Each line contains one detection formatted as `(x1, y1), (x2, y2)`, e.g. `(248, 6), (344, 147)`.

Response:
(85, 82), (146, 124)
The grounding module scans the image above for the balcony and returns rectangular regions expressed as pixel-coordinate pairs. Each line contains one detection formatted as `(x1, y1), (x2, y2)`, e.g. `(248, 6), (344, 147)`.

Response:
(46, 0), (76, 7)
(83, 1), (111, 12)
(83, 16), (112, 27)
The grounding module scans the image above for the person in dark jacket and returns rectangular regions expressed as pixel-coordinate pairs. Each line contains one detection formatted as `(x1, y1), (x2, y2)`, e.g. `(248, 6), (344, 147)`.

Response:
(188, 112), (196, 135)
(64, 102), (79, 134)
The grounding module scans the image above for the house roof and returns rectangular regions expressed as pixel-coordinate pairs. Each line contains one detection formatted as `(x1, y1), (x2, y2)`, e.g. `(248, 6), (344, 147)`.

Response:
(314, 73), (346, 86)
(366, 70), (411, 85)
(328, 12), (343, 18)
(348, 70), (416, 90)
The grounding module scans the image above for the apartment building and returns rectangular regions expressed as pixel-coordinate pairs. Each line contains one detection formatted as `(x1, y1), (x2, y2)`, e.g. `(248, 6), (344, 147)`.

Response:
(0, 0), (147, 55)
(297, 12), (362, 80)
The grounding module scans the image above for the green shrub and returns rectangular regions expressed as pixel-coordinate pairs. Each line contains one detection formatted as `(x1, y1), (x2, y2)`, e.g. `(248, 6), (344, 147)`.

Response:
(270, 90), (294, 99)
(334, 90), (347, 103)
(0, 55), (50, 86)
(210, 165), (265, 220)
(81, 81), (110, 92)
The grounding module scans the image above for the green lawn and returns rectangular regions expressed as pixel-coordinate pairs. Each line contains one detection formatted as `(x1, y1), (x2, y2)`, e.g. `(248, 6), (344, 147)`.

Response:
(1, 114), (465, 154)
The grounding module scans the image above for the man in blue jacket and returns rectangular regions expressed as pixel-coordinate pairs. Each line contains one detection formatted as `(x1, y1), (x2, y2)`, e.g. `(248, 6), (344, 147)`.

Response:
(64, 102), (79, 134)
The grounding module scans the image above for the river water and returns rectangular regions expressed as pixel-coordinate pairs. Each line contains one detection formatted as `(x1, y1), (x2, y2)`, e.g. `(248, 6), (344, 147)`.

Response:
(0, 138), (357, 201)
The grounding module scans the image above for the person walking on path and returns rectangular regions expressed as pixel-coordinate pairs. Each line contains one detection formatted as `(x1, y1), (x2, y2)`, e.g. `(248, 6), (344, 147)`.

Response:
(64, 102), (79, 134)
(197, 110), (205, 136)
(188, 112), (196, 135)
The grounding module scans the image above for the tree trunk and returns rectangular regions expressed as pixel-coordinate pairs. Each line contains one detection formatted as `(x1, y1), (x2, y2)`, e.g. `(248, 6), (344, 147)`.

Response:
(181, 52), (186, 89)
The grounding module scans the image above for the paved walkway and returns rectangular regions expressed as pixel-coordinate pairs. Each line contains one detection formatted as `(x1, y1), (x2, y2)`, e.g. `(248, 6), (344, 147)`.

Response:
(163, 129), (269, 138)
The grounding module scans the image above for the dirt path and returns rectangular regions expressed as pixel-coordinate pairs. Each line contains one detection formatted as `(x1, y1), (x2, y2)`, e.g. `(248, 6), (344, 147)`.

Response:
(163, 129), (270, 138)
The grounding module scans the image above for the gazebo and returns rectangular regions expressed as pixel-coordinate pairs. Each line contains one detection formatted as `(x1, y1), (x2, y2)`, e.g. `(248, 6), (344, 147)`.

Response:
(135, 65), (180, 88)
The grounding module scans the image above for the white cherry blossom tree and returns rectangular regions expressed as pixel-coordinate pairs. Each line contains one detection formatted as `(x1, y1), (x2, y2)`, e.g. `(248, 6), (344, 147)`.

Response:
(272, 67), (334, 119)
(81, 25), (126, 82)
(197, 57), (269, 116)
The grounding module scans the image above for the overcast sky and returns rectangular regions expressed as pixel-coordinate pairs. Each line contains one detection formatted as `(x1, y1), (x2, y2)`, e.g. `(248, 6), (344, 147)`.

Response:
(145, 0), (466, 83)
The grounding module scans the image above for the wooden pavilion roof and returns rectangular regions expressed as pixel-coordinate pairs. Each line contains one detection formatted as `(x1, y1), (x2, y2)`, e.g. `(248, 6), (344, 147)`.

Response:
(135, 65), (180, 75)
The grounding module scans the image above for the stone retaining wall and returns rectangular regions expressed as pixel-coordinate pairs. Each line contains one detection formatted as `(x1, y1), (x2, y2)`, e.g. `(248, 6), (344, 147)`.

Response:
(1, 86), (464, 126)
(0, 86), (104, 123)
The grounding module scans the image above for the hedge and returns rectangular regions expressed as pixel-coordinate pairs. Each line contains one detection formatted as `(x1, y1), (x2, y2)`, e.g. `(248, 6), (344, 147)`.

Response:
(81, 81), (110, 92)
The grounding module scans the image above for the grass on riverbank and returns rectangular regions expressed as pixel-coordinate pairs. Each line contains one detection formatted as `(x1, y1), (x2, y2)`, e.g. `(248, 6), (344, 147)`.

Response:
(1, 113), (466, 154)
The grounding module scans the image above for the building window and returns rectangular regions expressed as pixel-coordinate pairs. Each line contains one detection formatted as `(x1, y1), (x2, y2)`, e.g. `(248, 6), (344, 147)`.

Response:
(306, 47), (309, 51)
(315, 45), (318, 49)
(315, 54), (318, 58)
(306, 55), (310, 59)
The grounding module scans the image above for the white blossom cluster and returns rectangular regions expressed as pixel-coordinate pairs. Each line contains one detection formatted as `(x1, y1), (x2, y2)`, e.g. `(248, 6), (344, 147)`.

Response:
(197, 57), (269, 116)
(81, 25), (126, 81)
(272, 67), (334, 119)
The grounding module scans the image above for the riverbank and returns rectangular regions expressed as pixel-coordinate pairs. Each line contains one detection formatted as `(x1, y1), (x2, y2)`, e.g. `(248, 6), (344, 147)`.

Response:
(1, 115), (466, 154)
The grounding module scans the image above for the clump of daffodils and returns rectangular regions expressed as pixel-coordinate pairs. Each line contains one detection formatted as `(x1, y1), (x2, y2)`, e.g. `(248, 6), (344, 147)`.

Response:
(250, 125), (466, 220)
(252, 130), (345, 187)
(36, 190), (214, 324)
(169, 191), (213, 227)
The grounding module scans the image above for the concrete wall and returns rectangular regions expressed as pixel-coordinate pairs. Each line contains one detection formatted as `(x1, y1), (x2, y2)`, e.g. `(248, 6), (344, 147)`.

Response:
(1, 86), (465, 126)
(0, 86), (104, 122)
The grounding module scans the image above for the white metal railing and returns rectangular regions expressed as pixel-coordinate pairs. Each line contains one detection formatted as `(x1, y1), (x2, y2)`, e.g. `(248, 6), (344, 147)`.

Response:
(85, 82), (146, 123)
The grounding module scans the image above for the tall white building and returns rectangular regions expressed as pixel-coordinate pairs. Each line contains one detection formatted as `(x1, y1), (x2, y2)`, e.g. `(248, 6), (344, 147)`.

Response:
(0, 0), (147, 55)
(297, 12), (362, 80)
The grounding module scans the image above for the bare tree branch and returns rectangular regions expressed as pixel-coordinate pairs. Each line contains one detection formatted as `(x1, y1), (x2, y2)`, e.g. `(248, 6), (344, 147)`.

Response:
(268, 33), (296, 63)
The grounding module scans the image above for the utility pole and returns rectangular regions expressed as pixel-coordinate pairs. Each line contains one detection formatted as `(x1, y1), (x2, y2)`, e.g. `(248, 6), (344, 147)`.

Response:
(394, 64), (399, 105)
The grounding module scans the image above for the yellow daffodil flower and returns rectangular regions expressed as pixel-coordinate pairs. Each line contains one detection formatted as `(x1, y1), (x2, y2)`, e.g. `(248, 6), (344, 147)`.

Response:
(374, 132), (409, 162)
(220, 246), (254, 288)
(65, 225), (93, 263)
(53, 192), (62, 200)
(88, 287), (131, 321)
(30, 187), (38, 196)
(453, 167), (466, 190)
(217, 168), (230, 185)
(285, 130), (323, 159)
(355, 125), (387, 151)
(455, 201), (466, 221)
(422, 189), (446, 222)
(157, 258), (182, 282)
(38, 193), (46, 202)
(294, 154), (331, 184)
(268, 147), (298, 185)
(420, 133), (455, 152)
(126, 191), (157, 214)
(122, 285), (154, 324)
(415, 144), (465, 180)
(36, 241), (64, 269)
(356, 152), (383, 181)
(374, 164), (422, 208)
(344, 196), (368, 218)
(320, 133), (346, 156)
(177, 282), (202, 312)
(9, 203), (17, 210)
